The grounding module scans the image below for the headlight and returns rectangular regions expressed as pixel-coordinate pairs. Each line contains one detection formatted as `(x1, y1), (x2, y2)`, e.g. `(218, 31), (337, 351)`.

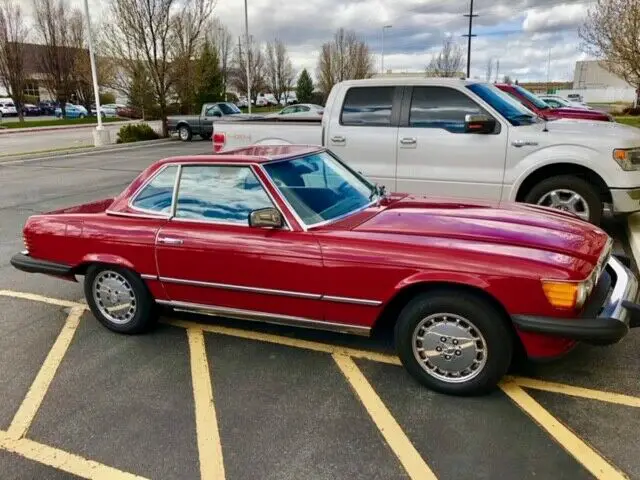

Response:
(613, 148), (640, 171)
(541, 280), (588, 309)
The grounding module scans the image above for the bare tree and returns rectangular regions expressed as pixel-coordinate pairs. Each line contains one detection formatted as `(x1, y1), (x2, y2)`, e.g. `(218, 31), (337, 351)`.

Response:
(0, 0), (29, 122)
(207, 17), (232, 99)
(104, 0), (215, 135)
(485, 58), (494, 82)
(426, 37), (464, 78)
(265, 39), (294, 104)
(316, 28), (374, 97)
(231, 36), (265, 102)
(32, 0), (80, 116)
(579, 0), (640, 106)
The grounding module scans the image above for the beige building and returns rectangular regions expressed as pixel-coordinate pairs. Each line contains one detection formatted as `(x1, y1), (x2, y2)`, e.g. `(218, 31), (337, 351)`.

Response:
(573, 60), (632, 89)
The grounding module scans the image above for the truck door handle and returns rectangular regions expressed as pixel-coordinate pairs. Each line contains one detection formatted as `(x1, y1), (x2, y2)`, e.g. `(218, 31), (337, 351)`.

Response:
(331, 135), (346, 143)
(400, 137), (417, 145)
(157, 237), (183, 245)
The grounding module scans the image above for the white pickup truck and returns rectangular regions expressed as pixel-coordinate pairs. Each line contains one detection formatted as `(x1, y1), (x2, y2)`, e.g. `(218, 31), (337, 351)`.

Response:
(211, 77), (640, 225)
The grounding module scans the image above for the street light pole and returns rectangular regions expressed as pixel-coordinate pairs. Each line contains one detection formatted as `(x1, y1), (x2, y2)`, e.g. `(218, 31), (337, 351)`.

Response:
(381, 25), (392, 74)
(82, 0), (102, 131)
(244, 0), (251, 114)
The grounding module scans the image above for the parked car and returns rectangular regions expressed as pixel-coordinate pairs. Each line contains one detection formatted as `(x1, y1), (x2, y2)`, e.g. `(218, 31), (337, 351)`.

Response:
(10, 144), (640, 396)
(264, 103), (324, 118)
(0, 99), (17, 117)
(567, 93), (584, 103)
(38, 100), (57, 115)
(116, 105), (142, 119)
(495, 84), (613, 122)
(22, 103), (41, 116)
(168, 102), (251, 141)
(92, 103), (122, 117)
(55, 103), (89, 119)
(538, 95), (592, 110)
(211, 77), (640, 225)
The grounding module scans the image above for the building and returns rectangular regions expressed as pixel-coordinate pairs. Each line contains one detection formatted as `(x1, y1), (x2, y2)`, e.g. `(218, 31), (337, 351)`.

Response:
(573, 60), (632, 89)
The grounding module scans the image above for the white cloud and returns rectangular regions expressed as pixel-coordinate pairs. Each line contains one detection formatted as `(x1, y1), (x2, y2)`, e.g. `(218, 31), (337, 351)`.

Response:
(522, 3), (587, 33)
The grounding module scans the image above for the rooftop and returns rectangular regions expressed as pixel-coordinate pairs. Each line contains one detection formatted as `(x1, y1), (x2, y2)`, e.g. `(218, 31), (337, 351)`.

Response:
(158, 145), (325, 165)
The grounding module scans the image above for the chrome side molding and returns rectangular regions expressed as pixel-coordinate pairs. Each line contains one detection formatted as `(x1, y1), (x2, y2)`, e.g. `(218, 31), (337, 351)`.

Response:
(156, 299), (372, 336)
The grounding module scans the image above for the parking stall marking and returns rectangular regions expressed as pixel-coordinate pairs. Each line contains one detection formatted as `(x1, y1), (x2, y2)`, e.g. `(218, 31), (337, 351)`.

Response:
(187, 328), (226, 480)
(6, 306), (84, 440)
(500, 380), (629, 480)
(0, 290), (86, 309)
(0, 430), (149, 480)
(333, 354), (438, 480)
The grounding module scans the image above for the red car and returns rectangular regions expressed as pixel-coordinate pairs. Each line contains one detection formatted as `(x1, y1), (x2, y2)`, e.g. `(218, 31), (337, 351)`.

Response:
(495, 83), (615, 122)
(10, 145), (640, 395)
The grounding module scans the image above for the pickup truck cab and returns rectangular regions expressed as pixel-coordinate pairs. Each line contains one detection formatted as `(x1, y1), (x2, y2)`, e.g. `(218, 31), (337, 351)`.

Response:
(212, 77), (640, 225)
(168, 102), (246, 141)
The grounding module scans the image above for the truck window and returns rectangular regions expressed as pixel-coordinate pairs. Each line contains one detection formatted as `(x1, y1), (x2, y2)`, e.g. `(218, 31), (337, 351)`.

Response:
(340, 87), (394, 127)
(409, 86), (486, 133)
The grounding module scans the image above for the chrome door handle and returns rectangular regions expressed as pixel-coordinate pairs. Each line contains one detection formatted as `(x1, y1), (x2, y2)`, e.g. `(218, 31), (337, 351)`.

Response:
(331, 135), (346, 143)
(511, 140), (538, 148)
(158, 237), (183, 245)
(400, 137), (417, 145)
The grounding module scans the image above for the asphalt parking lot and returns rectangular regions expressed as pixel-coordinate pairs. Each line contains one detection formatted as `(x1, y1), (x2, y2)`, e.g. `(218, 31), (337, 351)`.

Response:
(1, 140), (640, 480)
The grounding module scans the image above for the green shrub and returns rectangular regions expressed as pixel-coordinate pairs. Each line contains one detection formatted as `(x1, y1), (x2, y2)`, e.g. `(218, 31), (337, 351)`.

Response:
(116, 123), (160, 143)
(100, 92), (116, 105)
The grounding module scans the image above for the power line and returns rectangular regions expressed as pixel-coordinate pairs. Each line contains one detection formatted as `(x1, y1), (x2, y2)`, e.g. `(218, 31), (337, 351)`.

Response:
(462, 0), (478, 78)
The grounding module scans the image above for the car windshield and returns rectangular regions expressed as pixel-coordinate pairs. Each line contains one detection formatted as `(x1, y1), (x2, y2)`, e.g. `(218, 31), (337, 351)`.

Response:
(512, 85), (550, 110)
(219, 103), (241, 115)
(466, 83), (540, 126)
(262, 151), (377, 227)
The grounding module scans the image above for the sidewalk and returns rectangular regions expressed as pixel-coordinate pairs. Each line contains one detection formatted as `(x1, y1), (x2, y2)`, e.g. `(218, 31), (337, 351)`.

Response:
(0, 119), (146, 135)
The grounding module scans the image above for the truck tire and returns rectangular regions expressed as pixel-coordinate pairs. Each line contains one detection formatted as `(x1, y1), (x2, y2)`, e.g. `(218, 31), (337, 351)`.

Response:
(524, 175), (602, 225)
(178, 125), (192, 141)
(394, 290), (513, 396)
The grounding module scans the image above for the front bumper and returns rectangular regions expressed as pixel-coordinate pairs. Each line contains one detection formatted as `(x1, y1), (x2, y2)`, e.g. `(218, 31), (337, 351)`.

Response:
(10, 252), (73, 277)
(610, 187), (640, 214)
(512, 255), (640, 345)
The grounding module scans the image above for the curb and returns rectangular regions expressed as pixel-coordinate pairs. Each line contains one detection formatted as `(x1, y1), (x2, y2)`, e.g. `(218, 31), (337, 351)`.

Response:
(0, 138), (176, 165)
(0, 119), (157, 135)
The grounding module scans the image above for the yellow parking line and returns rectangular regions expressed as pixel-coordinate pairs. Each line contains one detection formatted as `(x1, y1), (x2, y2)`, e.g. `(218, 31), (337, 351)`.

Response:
(500, 380), (629, 480)
(333, 354), (438, 480)
(0, 430), (148, 480)
(510, 376), (640, 408)
(187, 328), (226, 480)
(0, 290), (86, 309)
(164, 318), (402, 366)
(6, 306), (84, 440)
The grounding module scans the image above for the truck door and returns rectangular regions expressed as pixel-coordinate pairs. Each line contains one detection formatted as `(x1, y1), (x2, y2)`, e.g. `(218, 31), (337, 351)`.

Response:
(325, 85), (401, 192)
(395, 85), (508, 200)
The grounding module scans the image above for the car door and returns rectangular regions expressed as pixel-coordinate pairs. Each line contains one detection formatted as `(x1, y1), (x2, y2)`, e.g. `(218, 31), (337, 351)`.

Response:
(202, 106), (221, 136)
(395, 85), (508, 200)
(325, 85), (401, 191)
(155, 163), (325, 321)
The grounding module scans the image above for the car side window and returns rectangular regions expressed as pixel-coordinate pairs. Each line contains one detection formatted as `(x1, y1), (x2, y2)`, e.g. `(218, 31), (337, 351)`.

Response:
(409, 86), (488, 133)
(340, 86), (395, 126)
(130, 165), (178, 214)
(175, 165), (274, 225)
(545, 99), (561, 108)
(205, 106), (220, 116)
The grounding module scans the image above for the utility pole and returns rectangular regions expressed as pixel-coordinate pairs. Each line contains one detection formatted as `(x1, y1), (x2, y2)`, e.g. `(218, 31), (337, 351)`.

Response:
(244, 0), (251, 114)
(381, 25), (392, 74)
(495, 59), (500, 83)
(546, 48), (551, 92)
(462, 0), (478, 78)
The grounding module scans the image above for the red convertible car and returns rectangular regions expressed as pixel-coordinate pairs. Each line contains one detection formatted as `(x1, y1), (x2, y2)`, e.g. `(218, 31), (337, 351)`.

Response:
(10, 145), (640, 395)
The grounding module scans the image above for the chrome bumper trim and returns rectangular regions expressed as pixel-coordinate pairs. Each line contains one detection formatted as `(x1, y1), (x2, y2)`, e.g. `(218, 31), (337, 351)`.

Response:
(610, 187), (640, 214)
(601, 255), (638, 322)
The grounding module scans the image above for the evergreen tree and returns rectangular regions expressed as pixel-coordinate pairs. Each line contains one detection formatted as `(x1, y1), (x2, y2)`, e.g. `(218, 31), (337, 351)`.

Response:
(195, 42), (225, 108)
(296, 68), (314, 103)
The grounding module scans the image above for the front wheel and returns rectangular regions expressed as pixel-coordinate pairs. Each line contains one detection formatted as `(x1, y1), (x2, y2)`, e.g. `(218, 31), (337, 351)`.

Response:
(394, 290), (513, 396)
(523, 175), (602, 225)
(84, 265), (157, 334)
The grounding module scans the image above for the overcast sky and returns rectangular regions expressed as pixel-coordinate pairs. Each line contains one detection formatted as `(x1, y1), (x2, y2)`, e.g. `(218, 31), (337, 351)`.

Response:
(61, 0), (593, 82)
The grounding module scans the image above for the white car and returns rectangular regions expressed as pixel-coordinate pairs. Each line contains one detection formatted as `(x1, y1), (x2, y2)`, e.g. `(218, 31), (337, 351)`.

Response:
(211, 77), (640, 226)
(539, 95), (592, 110)
(0, 99), (18, 117)
(265, 103), (324, 118)
(93, 104), (123, 117)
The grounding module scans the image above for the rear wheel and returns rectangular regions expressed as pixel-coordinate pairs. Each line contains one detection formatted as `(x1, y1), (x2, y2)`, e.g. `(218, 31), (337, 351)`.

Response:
(394, 290), (513, 396)
(524, 175), (602, 225)
(84, 264), (157, 334)
(178, 125), (192, 141)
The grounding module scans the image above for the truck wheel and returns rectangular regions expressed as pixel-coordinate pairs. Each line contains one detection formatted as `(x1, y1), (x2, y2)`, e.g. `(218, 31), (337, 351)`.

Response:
(84, 264), (158, 334)
(178, 125), (192, 141)
(394, 290), (513, 396)
(524, 175), (602, 225)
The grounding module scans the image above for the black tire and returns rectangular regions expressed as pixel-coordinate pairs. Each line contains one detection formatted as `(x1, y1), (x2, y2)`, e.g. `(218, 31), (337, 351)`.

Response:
(178, 124), (192, 141)
(523, 175), (602, 225)
(79, 113), (86, 119)
(84, 264), (157, 334)
(394, 290), (513, 396)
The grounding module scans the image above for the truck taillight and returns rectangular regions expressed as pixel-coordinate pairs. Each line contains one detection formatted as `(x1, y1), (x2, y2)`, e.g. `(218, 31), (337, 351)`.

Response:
(213, 132), (226, 153)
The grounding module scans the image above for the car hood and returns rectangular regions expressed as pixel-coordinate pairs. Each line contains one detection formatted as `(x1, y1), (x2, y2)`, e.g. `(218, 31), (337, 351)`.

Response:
(547, 106), (604, 116)
(518, 117), (640, 145)
(352, 195), (609, 265)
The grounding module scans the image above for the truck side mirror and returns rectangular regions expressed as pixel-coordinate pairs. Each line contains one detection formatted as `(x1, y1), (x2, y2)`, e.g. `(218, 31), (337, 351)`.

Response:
(464, 114), (496, 134)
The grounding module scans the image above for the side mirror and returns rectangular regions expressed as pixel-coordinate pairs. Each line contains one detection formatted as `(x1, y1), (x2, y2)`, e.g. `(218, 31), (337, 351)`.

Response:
(464, 113), (496, 134)
(248, 207), (284, 228)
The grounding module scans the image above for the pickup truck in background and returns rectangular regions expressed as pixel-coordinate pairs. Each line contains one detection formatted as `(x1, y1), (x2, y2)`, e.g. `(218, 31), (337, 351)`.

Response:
(211, 77), (640, 225)
(168, 102), (251, 141)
